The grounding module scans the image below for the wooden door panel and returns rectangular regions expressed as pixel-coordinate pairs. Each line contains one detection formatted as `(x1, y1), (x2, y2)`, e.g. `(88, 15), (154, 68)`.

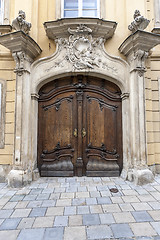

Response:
(84, 92), (121, 177)
(38, 91), (76, 176)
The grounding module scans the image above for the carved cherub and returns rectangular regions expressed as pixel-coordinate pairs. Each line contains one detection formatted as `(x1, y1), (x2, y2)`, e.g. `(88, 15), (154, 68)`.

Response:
(12, 10), (31, 34)
(128, 10), (150, 33)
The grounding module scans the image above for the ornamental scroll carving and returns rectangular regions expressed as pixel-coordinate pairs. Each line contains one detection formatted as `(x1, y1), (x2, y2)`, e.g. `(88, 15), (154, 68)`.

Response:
(128, 10), (150, 33)
(55, 24), (116, 71)
(134, 49), (149, 76)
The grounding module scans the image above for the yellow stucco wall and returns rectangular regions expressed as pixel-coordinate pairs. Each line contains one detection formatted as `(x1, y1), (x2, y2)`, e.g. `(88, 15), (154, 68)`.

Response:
(0, 0), (160, 168)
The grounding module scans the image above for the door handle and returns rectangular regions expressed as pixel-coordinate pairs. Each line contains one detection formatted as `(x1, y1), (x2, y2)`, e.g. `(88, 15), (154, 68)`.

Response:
(73, 128), (78, 138)
(82, 128), (86, 138)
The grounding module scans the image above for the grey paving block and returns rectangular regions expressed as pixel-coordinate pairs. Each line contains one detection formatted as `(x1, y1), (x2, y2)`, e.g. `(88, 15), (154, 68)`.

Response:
(86, 198), (97, 205)
(11, 209), (31, 218)
(148, 201), (160, 210)
(0, 218), (21, 230)
(97, 197), (112, 204)
(99, 213), (115, 224)
(77, 206), (89, 214)
(17, 217), (35, 229)
(66, 186), (77, 192)
(3, 202), (18, 209)
(83, 214), (100, 225)
(0, 209), (13, 218)
(49, 193), (60, 200)
(72, 198), (86, 206)
(29, 207), (46, 217)
(90, 191), (101, 197)
(0, 230), (20, 240)
(30, 189), (42, 195)
(64, 226), (86, 240)
(9, 195), (25, 202)
(54, 188), (66, 193)
(87, 225), (113, 239)
(44, 227), (64, 240)
(27, 200), (42, 208)
(54, 216), (68, 226)
(64, 206), (76, 215)
(151, 222), (160, 235)
(132, 211), (154, 222)
(41, 200), (56, 207)
(36, 193), (50, 200)
(111, 223), (134, 238)
(17, 228), (45, 240)
(23, 195), (37, 201)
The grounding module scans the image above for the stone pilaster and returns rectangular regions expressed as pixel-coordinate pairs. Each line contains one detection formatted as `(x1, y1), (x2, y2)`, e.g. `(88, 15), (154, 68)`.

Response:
(0, 31), (42, 187)
(119, 30), (160, 184)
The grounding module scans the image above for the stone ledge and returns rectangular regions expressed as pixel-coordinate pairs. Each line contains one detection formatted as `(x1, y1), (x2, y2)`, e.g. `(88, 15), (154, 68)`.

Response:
(0, 25), (12, 35)
(44, 18), (117, 40)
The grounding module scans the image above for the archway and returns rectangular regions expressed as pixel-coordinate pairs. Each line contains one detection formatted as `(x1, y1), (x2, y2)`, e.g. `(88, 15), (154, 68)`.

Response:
(37, 75), (123, 177)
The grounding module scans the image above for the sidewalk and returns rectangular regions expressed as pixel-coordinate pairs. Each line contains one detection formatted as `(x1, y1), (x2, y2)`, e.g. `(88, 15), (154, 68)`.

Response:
(0, 176), (160, 239)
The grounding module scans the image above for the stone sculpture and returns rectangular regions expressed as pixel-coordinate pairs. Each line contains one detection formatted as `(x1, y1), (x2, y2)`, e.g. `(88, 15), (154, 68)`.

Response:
(12, 10), (31, 34)
(128, 10), (150, 33)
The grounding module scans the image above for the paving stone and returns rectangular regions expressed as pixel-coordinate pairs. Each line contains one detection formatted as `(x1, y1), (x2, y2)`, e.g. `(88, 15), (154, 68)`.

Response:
(77, 186), (87, 192)
(111, 223), (134, 238)
(0, 209), (13, 218)
(41, 200), (56, 207)
(33, 216), (54, 228)
(72, 198), (86, 206)
(97, 185), (108, 191)
(76, 192), (89, 198)
(87, 186), (97, 191)
(132, 211), (153, 222)
(131, 202), (152, 211)
(135, 189), (149, 195)
(87, 225), (113, 239)
(23, 195), (37, 201)
(64, 226), (86, 240)
(77, 206), (89, 214)
(44, 227), (64, 240)
(129, 222), (157, 236)
(66, 186), (77, 192)
(0, 230), (20, 240)
(36, 193), (50, 200)
(100, 191), (111, 197)
(11, 209), (31, 218)
(49, 193), (60, 200)
(15, 201), (29, 209)
(148, 201), (160, 210)
(29, 207), (46, 217)
(97, 197), (112, 204)
(42, 188), (54, 194)
(122, 190), (138, 196)
(54, 187), (66, 193)
(17, 217), (35, 229)
(54, 216), (68, 226)
(9, 195), (25, 202)
(46, 207), (64, 216)
(69, 215), (82, 226)
(83, 214), (100, 225)
(17, 228), (45, 240)
(27, 200), (42, 208)
(64, 206), (76, 215)
(137, 194), (155, 202)
(90, 205), (103, 213)
(90, 191), (101, 197)
(150, 222), (160, 235)
(0, 218), (21, 230)
(56, 199), (71, 206)
(3, 201), (17, 209)
(99, 213), (115, 224)
(119, 203), (135, 212)
(122, 196), (140, 203)
(30, 189), (42, 195)
(150, 192), (160, 200)
(86, 198), (97, 205)
(60, 193), (74, 199)
(111, 196), (124, 203)
(102, 204), (121, 213)
(148, 210), (160, 220)
(113, 212), (135, 223)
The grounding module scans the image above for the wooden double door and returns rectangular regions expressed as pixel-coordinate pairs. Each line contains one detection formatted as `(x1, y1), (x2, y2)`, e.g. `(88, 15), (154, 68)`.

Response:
(38, 76), (122, 177)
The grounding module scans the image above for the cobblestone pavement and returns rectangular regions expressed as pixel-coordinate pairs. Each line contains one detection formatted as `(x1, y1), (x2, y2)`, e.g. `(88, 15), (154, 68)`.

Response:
(0, 176), (160, 239)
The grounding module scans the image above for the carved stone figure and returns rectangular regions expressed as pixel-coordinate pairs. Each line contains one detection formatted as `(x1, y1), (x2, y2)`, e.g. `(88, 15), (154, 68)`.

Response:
(128, 10), (150, 33)
(12, 10), (31, 34)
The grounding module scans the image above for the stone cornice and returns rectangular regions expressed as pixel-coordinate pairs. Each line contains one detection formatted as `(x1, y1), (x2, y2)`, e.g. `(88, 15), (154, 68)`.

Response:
(0, 31), (42, 60)
(0, 25), (12, 35)
(119, 30), (160, 57)
(44, 18), (117, 40)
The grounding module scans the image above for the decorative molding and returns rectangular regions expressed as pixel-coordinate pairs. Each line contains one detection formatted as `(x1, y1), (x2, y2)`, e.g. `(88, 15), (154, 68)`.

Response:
(121, 93), (129, 100)
(128, 10), (150, 33)
(12, 10), (31, 34)
(12, 51), (30, 76)
(0, 79), (6, 149)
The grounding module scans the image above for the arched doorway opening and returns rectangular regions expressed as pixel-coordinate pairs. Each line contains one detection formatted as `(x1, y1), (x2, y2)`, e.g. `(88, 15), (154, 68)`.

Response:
(37, 75), (123, 177)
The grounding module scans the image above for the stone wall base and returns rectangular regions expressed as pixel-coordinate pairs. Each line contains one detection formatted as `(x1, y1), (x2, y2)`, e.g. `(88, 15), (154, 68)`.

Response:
(121, 168), (154, 185)
(0, 165), (12, 182)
